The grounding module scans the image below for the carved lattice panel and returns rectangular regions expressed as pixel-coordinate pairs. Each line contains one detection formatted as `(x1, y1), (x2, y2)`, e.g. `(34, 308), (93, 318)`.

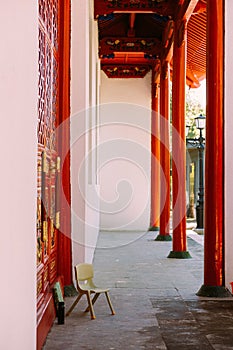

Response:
(52, 0), (59, 50)
(37, 0), (60, 315)
(38, 0), (59, 149)
(38, 28), (46, 146)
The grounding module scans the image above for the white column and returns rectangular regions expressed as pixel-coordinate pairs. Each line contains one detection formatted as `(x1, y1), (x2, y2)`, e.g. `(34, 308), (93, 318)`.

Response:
(71, 0), (100, 268)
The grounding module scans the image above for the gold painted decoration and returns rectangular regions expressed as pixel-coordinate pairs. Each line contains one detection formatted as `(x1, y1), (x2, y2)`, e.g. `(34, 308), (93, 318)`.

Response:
(41, 151), (48, 243)
(50, 219), (55, 248)
(100, 37), (162, 57)
(44, 268), (49, 285)
(37, 237), (42, 264)
(37, 196), (42, 231)
(37, 278), (43, 296)
(50, 259), (56, 273)
(56, 156), (61, 172)
(55, 211), (60, 230)
(102, 64), (150, 78)
(42, 221), (48, 244)
(42, 151), (48, 173)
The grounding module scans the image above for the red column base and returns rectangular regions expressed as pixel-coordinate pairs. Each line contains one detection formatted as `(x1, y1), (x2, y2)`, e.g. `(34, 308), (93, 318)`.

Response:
(196, 285), (232, 297)
(167, 251), (191, 259)
(148, 226), (160, 232)
(154, 234), (172, 241)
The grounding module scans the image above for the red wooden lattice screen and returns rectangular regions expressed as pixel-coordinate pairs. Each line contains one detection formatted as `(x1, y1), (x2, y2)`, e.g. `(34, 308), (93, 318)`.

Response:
(37, 0), (60, 328)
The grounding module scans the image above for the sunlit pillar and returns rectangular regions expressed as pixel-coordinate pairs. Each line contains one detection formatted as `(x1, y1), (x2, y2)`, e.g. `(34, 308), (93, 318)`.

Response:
(57, 1), (72, 285)
(168, 19), (191, 258)
(150, 66), (160, 232)
(197, 0), (230, 297)
(155, 61), (172, 241)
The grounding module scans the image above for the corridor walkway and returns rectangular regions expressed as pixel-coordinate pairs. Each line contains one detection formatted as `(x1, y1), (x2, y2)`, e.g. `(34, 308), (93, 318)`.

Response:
(43, 230), (233, 350)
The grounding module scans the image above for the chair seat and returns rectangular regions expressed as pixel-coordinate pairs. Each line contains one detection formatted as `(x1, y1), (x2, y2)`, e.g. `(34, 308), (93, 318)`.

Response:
(82, 286), (110, 293)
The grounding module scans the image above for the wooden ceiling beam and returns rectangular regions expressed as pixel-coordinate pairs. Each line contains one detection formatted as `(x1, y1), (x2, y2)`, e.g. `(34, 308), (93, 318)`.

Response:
(99, 37), (162, 57)
(101, 64), (151, 78)
(128, 13), (136, 37)
(161, 20), (174, 62)
(176, 0), (199, 21)
(94, 0), (175, 18)
(101, 54), (159, 65)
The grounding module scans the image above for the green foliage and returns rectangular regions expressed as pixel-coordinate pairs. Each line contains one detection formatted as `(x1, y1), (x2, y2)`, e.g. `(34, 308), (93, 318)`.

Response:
(185, 87), (205, 138)
(169, 82), (206, 138)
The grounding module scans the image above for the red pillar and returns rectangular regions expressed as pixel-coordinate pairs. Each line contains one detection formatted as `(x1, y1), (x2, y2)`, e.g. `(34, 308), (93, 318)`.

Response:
(57, 0), (72, 286)
(155, 61), (172, 241)
(197, 0), (230, 297)
(150, 66), (160, 231)
(168, 20), (191, 258)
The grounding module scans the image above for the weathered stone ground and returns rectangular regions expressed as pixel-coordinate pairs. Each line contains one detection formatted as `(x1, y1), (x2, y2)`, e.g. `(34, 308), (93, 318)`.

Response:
(43, 230), (233, 350)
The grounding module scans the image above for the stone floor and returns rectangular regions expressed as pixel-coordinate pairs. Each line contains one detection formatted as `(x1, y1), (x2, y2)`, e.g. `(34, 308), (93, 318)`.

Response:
(43, 230), (233, 350)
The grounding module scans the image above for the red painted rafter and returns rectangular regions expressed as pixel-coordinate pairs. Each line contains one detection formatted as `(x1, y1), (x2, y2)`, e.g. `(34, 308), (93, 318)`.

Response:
(101, 52), (158, 64)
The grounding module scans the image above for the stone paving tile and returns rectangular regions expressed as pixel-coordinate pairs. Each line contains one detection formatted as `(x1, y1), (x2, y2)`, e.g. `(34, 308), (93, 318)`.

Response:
(43, 231), (233, 350)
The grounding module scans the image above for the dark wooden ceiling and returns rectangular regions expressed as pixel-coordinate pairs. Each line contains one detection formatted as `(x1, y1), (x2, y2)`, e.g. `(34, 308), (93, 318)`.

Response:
(94, 0), (206, 87)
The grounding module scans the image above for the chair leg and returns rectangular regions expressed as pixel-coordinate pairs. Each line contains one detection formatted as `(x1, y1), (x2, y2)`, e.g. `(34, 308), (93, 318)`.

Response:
(66, 293), (83, 316)
(85, 293), (100, 312)
(92, 293), (100, 306)
(86, 291), (96, 319)
(105, 292), (115, 315)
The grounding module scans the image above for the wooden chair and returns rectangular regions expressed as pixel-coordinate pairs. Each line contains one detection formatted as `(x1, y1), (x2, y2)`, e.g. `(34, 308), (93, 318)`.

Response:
(66, 263), (115, 319)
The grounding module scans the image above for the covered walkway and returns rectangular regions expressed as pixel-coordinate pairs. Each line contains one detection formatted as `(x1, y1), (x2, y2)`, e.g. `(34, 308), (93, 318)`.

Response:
(43, 227), (233, 350)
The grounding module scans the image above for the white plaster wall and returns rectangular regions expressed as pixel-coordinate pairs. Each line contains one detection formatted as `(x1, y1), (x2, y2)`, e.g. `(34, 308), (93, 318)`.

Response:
(0, 2), (37, 349)
(225, 1), (233, 291)
(99, 72), (151, 231)
(71, 0), (100, 268)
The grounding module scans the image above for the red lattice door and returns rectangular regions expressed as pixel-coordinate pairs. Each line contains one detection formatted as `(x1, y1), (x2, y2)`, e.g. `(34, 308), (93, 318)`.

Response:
(37, 0), (61, 339)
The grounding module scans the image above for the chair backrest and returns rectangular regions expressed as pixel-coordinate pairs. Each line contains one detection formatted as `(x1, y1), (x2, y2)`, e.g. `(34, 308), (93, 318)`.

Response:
(75, 263), (94, 282)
